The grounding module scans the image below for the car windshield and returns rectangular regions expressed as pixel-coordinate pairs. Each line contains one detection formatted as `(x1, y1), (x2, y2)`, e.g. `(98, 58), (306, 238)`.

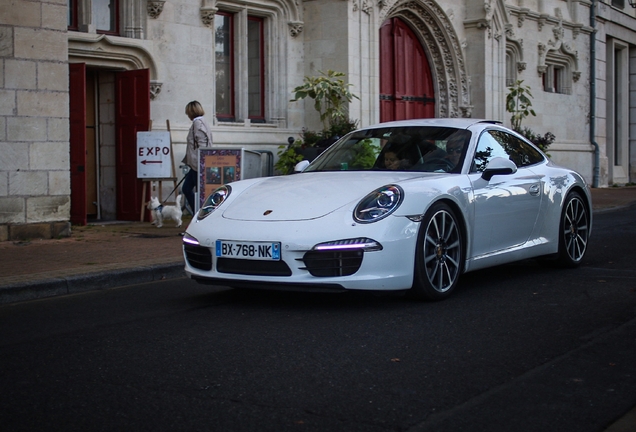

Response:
(304, 126), (471, 174)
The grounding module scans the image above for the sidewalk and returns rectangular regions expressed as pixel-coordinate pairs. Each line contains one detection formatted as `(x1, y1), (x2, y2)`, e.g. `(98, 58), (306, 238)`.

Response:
(1, 186), (636, 305)
(0, 216), (189, 304)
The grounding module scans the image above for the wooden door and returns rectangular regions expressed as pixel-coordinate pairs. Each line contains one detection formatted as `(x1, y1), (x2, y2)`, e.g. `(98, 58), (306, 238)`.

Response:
(85, 71), (98, 218)
(69, 63), (87, 226)
(380, 18), (435, 122)
(115, 69), (150, 221)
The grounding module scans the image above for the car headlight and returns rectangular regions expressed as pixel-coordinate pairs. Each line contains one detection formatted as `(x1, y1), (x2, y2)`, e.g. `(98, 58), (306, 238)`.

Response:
(197, 185), (231, 220)
(353, 185), (404, 223)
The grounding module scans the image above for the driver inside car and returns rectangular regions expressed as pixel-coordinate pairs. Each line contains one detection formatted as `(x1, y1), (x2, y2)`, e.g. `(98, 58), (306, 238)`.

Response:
(444, 135), (465, 168)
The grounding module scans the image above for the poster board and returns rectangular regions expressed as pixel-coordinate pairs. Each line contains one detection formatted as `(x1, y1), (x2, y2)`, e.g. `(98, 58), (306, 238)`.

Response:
(136, 131), (173, 178)
(197, 148), (243, 211)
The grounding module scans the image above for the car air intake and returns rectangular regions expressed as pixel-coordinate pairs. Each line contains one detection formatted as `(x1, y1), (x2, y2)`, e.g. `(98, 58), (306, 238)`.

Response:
(184, 244), (212, 271)
(217, 258), (292, 276)
(302, 250), (363, 277)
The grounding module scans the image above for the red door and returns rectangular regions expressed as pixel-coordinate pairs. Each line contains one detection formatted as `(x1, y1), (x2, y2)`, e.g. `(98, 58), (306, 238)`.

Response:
(69, 63), (87, 226)
(380, 18), (435, 122)
(115, 69), (150, 221)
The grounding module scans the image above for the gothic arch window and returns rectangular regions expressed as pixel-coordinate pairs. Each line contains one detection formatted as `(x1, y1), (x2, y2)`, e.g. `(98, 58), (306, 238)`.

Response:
(505, 38), (525, 87)
(541, 55), (570, 94)
(537, 24), (580, 95)
(538, 46), (579, 95)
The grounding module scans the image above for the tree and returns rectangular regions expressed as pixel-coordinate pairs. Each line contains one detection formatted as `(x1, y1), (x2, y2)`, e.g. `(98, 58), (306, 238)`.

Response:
(290, 70), (359, 132)
(276, 71), (359, 174)
(506, 80), (554, 155)
(506, 80), (536, 132)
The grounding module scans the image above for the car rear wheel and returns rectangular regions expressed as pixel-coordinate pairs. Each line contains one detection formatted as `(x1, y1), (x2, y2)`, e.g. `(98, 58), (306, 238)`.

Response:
(557, 191), (589, 267)
(410, 202), (464, 301)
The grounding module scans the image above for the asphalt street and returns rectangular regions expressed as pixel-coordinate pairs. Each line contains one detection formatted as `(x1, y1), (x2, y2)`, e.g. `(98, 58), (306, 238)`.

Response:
(0, 206), (635, 432)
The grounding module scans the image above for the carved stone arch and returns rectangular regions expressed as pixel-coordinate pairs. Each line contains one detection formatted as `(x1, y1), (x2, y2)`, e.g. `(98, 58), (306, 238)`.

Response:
(536, 21), (580, 93)
(380, 0), (471, 117)
(68, 33), (162, 99)
(537, 22), (580, 76)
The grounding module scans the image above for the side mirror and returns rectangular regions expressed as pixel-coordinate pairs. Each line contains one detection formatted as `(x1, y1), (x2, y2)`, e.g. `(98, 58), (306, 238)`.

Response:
(294, 160), (310, 173)
(482, 157), (517, 181)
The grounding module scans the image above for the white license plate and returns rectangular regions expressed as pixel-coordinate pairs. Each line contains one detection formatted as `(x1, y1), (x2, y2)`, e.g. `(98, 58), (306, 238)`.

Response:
(216, 240), (281, 261)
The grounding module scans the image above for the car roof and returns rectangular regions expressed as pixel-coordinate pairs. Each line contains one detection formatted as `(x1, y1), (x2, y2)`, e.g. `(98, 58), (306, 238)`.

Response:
(360, 118), (502, 131)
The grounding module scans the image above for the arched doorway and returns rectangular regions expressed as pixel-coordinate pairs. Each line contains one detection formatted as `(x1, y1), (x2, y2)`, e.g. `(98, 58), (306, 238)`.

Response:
(380, 17), (435, 122)
(68, 36), (158, 223)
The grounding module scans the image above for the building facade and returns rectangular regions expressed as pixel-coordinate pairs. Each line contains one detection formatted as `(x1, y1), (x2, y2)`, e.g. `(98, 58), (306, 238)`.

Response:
(0, 0), (635, 240)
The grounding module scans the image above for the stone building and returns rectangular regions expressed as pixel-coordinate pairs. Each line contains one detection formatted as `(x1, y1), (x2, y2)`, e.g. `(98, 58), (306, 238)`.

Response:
(0, 0), (634, 240)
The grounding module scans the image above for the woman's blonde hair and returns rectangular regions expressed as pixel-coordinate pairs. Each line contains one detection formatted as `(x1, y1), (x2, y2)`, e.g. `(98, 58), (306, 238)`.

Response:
(185, 101), (205, 119)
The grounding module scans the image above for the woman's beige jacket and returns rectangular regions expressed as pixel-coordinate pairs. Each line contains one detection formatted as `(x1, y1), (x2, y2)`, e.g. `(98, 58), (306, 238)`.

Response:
(183, 117), (213, 171)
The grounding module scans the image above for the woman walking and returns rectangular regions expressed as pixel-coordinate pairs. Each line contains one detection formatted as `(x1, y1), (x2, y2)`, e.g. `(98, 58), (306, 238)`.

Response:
(182, 101), (213, 213)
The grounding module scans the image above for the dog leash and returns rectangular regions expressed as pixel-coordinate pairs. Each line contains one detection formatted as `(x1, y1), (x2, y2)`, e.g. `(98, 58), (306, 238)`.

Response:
(161, 175), (186, 206)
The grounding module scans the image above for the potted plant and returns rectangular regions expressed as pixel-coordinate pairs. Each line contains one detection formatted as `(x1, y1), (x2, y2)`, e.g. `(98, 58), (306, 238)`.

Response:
(276, 70), (359, 174)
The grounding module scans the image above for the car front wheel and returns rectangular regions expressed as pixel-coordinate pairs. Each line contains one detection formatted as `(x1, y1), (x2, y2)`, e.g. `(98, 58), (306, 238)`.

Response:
(557, 191), (590, 267)
(410, 202), (464, 301)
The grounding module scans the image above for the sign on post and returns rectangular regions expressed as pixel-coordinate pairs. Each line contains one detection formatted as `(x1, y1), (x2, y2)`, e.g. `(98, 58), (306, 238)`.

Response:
(136, 131), (172, 179)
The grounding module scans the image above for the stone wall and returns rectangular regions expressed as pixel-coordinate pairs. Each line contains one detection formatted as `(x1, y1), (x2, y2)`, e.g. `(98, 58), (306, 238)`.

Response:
(0, 0), (71, 241)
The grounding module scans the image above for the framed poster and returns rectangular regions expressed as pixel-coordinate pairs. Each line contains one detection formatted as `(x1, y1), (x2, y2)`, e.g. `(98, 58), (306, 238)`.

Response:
(197, 148), (243, 210)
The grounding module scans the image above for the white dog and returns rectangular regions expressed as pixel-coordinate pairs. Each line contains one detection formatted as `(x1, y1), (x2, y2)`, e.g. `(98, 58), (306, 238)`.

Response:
(147, 194), (183, 228)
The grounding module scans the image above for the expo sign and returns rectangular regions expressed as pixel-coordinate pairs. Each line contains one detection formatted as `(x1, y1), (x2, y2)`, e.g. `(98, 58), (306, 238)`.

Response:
(137, 131), (172, 178)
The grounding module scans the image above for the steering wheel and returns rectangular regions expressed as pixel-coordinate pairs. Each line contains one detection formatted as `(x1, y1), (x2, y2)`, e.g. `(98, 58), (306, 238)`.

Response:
(418, 157), (455, 173)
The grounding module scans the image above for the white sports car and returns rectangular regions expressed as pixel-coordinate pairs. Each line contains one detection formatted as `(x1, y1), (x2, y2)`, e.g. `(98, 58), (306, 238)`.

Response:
(183, 119), (592, 300)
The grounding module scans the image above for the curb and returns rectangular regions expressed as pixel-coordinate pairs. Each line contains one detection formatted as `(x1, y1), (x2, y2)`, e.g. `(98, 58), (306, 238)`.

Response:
(0, 262), (185, 305)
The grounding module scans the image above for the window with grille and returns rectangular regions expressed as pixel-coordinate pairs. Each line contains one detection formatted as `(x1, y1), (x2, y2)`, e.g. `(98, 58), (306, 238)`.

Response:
(215, 12), (266, 123)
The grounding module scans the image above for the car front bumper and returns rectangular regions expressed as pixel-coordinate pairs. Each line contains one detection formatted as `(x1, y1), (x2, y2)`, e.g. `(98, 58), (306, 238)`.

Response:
(183, 211), (421, 291)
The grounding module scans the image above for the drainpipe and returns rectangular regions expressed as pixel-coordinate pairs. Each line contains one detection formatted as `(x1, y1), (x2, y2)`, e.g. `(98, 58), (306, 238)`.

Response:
(590, 0), (600, 188)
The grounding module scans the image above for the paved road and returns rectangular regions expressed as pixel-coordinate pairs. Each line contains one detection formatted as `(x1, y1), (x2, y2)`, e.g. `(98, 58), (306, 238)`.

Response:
(1, 207), (635, 432)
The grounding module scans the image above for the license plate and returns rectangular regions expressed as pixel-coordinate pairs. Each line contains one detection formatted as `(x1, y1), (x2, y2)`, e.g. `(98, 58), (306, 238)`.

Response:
(216, 240), (281, 261)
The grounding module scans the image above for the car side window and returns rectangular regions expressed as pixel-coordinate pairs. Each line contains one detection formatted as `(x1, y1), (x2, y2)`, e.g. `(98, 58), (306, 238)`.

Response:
(489, 130), (545, 167)
(471, 130), (545, 173)
(471, 131), (508, 173)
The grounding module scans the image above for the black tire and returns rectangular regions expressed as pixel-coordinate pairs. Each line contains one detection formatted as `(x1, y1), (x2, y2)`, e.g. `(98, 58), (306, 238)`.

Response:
(556, 191), (590, 267)
(410, 202), (464, 301)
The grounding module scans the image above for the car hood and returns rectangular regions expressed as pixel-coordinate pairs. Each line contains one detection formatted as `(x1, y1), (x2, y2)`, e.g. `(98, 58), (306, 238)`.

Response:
(221, 171), (423, 222)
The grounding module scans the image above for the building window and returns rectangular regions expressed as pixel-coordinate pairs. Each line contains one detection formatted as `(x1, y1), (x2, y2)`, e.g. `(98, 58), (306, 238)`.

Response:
(505, 39), (524, 88)
(611, 0), (625, 9)
(68, 0), (78, 30)
(505, 52), (515, 87)
(94, 0), (119, 34)
(248, 17), (265, 122)
(215, 11), (266, 123)
(215, 12), (234, 121)
(538, 39), (579, 96)
(542, 64), (567, 94)
(68, 0), (120, 35)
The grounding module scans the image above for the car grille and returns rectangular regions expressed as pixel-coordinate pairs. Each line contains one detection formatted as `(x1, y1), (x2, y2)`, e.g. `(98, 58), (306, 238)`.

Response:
(217, 258), (292, 276)
(302, 250), (363, 277)
(184, 244), (212, 271)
